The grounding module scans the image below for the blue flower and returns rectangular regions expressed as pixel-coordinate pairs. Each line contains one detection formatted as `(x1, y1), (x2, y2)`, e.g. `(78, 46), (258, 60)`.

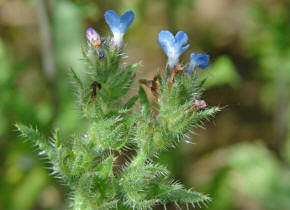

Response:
(104, 10), (135, 47)
(158, 30), (190, 69)
(187, 53), (210, 74)
(86, 27), (104, 58)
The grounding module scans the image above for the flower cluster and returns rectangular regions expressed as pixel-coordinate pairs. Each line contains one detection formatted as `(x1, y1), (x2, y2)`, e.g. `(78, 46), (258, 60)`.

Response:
(86, 10), (134, 51)
(86, 10), (210, 75)
(158, 30), (210, 73)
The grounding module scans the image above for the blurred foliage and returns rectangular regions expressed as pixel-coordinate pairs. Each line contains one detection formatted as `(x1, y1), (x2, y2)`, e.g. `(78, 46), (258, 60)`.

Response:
(0, 0), (290, 209)
(198, 142), (290, 210)
(200, 56), (241, 89)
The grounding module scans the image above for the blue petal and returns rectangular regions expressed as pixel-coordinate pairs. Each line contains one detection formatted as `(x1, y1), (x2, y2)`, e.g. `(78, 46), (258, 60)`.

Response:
(119, 10), (135, 34)
(98, 49), (104, 58)
(179, 44), (190, 55)
(199, 62), (210, 69)
(190, 53), (210, 69)
(175, 31), (188, 46)
(104, 10), (120, 32)
(158, 30), (175, 56)
(158, 30), (175, 43)
(86, 27), (98, 42)
(190, 52), (196, 59)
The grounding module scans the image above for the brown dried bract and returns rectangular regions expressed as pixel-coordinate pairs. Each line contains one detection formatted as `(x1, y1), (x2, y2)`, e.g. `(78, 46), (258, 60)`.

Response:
(150, 76), (158, 98)
(92, 40), (102, 50)
(91, 81), (102, 100)
(139, 75), (160, 100)
(139, 79), (152, 88)
(186, 99), (208, 113)
(170, 66), (184, 83)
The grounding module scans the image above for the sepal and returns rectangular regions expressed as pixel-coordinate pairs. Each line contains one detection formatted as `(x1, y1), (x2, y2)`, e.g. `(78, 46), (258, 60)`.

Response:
(138, 86), (151, 118)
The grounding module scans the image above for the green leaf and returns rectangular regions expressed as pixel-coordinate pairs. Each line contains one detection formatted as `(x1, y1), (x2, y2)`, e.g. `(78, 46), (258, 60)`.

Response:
(15, 123), (55, 161)
(95, 155), (115, 180)
(54, 128), (61, 148)
(70, 67), (83, 89)
(97, 199), (119, 210)
(122, 95), (138, 110)
(158, 187), (211, 206)
(138, 86), (151, 117)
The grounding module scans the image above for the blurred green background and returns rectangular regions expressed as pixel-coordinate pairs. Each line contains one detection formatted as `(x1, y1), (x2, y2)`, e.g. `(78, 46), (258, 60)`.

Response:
(0, 0), (290, 209)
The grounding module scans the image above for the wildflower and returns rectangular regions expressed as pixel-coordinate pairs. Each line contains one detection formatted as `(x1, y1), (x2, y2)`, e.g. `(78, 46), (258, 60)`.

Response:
(186, 93), (208, 113)
(104, 10), (135, 48)
(86, 27), (104, 58)
(187, 53), (210, 74)
(158, 30), (190, 70)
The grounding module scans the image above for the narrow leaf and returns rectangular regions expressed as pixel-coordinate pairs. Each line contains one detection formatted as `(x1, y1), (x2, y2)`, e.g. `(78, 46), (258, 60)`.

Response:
(122, 95), (138, 110)
(70, 67), (83, 89)
(138, 86), (151, 117)
(15, 123), (55, 161)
